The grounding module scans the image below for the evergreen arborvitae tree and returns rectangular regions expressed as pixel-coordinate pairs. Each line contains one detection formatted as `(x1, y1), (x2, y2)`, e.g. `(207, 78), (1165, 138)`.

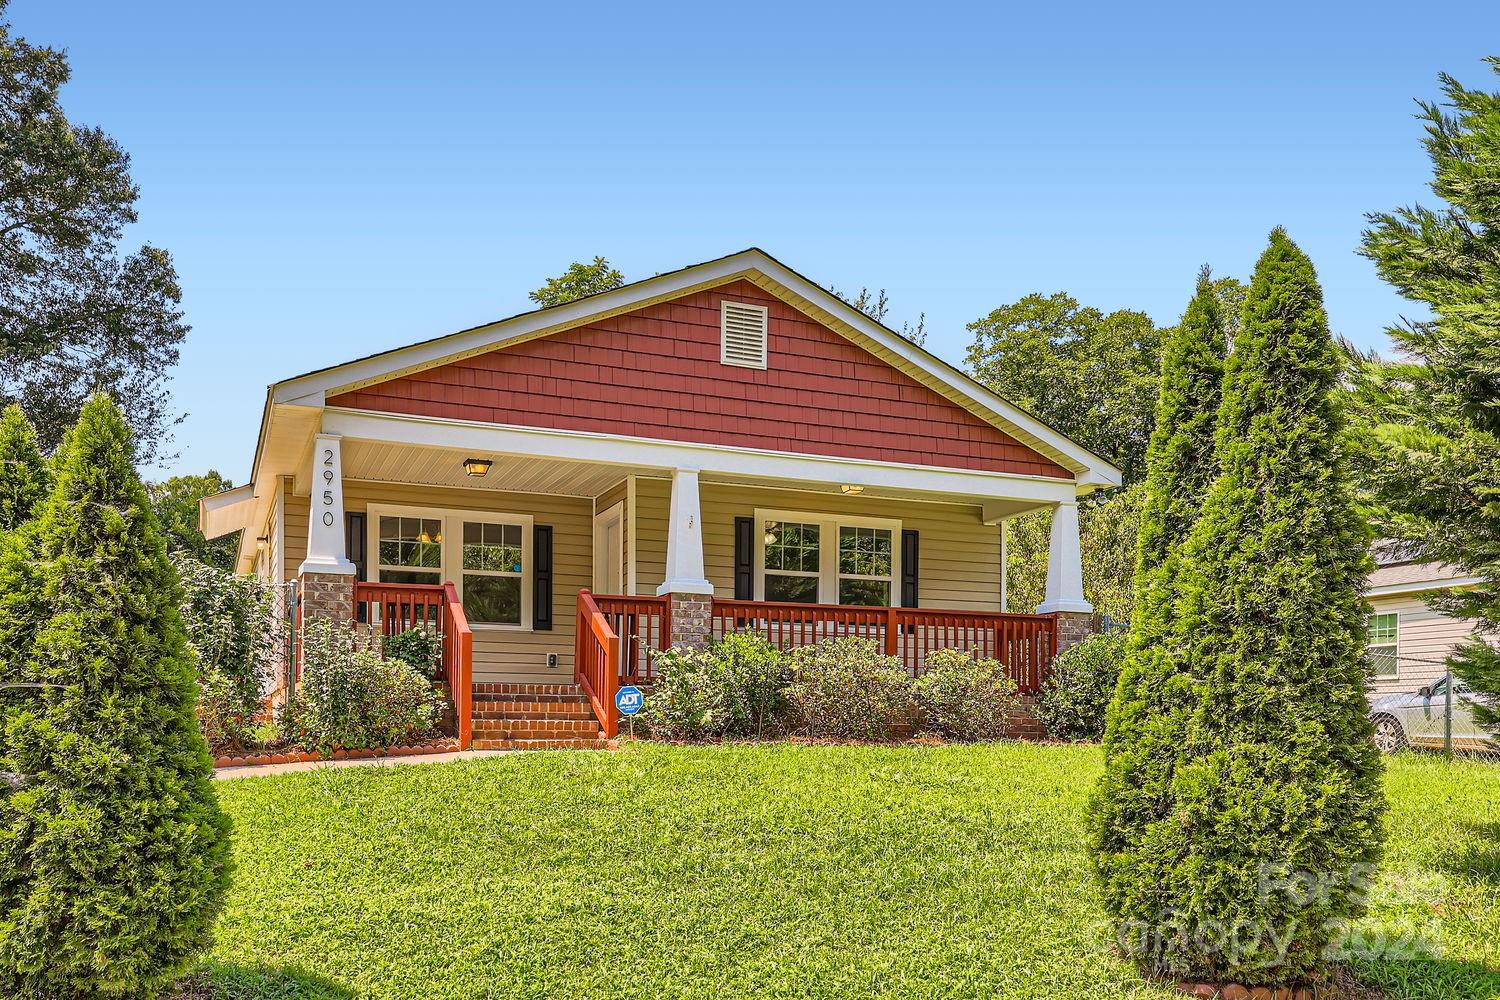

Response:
(0, 404), (49, 532)
(0, 395), (230, 999)
(1091, 268), (1227, 965)
(1356, 62), (1500, 734)
(1138, 232), (1383, 985)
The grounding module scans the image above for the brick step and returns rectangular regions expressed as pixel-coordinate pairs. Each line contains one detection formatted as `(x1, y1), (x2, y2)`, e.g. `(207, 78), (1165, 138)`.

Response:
(472, 683), (585, 697)
(473, 704), (596, 721)
(471, 738), (611, 751)
(472, 694), (591, 709)
(472, 719), (605, 738)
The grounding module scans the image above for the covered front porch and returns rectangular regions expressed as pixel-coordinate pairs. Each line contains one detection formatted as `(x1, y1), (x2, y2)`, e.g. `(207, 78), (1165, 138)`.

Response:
(218, 406), (1103, 746)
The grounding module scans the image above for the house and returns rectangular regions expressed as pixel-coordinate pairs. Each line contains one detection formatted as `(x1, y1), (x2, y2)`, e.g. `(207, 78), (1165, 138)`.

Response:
(1366, 541), (1485, 697)
(200, 249), (1121, 747)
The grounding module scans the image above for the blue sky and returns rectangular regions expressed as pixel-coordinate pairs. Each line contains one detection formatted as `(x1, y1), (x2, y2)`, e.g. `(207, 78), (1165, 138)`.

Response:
(16, 1), (1500, 477)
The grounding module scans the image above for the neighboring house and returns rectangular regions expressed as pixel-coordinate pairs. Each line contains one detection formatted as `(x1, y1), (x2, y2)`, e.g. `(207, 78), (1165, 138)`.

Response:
(1365, 541), (1485, 697)
(200, 249), (1120, 747)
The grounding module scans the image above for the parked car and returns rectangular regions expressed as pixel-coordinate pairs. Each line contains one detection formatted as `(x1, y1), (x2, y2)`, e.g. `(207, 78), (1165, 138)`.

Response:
(1369, 675), (1494, 752)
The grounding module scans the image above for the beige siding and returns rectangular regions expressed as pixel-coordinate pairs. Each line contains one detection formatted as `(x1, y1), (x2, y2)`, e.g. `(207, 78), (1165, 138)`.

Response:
(282, 479), (308, 583)
(632, 479), (1002, 611)
(343, 480), (590, 684)
(1365, 593), (1480, 695)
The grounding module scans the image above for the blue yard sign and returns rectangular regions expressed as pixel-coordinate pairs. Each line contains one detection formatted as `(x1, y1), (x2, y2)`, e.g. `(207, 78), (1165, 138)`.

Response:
(615, 685), (644, 716)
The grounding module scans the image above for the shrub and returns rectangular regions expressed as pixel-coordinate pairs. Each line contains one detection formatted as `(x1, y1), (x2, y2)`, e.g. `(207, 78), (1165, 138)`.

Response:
(281, 617), (441, 755)
(0, 395), (230, 999)
(383, 627), (443, 682)
(174, 553), (285, 751)
(1037, 632), (1126, 741)
(786, 636), (912, 741)
(914, 648), (1022, 741)
(635, 631), (791, 740)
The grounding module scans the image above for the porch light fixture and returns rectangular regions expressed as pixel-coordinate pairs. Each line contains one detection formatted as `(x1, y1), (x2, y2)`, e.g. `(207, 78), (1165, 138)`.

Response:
(840, 484), (865, 496)
(764, 521), (778, 545)
(463, 457), (494, 478)
(255, 536), (268, 551)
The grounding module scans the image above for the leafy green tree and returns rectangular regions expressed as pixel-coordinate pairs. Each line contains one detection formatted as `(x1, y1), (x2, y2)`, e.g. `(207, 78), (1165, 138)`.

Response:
(0, 404), (49, 531)
(1357, 61), (1500, 734)
(0, 3), (189, 463)
(148, 471), (238, 570)
(1090, 269), (1227, 968)
(1108, 232), (1382, 985)
(1003, 485), (1144, 624)
(0, 395), (230, 998)
(966, 293), (1161, 485)
(528, 256), (625, 307)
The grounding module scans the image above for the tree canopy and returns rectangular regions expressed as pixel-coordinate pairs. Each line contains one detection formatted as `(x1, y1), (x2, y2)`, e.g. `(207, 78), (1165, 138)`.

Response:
(0, 2), (188, 464)
(1356, 60), (1500, 733)
(147, 471), (238, 570)
(528, 256), (625, 308)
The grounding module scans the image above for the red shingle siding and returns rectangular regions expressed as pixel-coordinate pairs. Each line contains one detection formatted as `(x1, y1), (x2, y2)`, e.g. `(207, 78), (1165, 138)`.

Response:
(328, 280), (1071, 478)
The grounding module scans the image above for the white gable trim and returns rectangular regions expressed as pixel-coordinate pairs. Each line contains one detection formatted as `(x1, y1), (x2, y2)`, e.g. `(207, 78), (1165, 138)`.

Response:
(266, 249), (1121, 486)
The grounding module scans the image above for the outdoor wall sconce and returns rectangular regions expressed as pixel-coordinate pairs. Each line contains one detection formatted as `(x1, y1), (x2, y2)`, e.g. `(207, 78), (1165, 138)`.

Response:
(256, 536), (268, 551)
(463, 458), (494, 477)
(840, 484), (865, 496)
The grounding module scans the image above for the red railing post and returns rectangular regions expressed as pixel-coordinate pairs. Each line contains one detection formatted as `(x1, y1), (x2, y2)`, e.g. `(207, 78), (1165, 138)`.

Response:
(885, 606), (900, 658)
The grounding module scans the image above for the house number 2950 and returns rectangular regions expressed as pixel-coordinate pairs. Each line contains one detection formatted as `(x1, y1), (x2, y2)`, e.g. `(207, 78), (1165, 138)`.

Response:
(321, 448), (336, 526)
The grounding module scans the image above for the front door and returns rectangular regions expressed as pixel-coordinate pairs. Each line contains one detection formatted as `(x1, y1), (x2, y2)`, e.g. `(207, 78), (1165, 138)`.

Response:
(593, 502), (624, 594)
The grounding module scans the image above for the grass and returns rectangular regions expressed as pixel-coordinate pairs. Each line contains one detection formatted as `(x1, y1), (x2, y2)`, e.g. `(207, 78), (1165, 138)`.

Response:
(198, 744), (1500, 1000)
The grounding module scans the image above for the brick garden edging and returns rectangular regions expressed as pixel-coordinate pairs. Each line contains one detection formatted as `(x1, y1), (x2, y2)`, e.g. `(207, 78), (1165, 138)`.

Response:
(213, 737), (460, 769)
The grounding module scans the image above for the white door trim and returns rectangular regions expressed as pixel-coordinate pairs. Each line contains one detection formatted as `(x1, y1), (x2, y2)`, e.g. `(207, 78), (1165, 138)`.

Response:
(593, 501), (625, 594)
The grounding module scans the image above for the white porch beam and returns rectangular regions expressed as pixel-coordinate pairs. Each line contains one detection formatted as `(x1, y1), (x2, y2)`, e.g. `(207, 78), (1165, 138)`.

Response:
(320, 408), (1083, 507)
(656, 468), (713, 596)
(297, 433), (357, 577)
(1036, 500), (1092, 614)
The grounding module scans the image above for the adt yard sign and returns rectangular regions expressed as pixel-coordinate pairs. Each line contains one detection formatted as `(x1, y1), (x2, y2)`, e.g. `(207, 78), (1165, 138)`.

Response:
(615, 685), (644, 716)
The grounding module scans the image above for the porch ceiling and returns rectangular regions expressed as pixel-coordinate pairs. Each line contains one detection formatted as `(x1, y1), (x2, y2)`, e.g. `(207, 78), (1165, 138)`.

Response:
(340, 439), (652, 497)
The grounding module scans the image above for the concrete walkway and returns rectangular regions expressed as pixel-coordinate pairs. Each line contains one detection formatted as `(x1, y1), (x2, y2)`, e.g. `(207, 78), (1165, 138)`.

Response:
(213, 748), (516, 780)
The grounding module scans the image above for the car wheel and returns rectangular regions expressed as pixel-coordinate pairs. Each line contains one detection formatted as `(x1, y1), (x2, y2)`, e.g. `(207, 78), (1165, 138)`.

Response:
(1372, 715), (1407, 753)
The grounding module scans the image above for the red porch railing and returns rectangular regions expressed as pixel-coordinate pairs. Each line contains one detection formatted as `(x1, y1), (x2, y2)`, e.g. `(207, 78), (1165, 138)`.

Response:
(353, 581), (474, 749)
(592, 594), (670, 684)
(575, 589), (621, 739)
(709, 599), (1057, 694)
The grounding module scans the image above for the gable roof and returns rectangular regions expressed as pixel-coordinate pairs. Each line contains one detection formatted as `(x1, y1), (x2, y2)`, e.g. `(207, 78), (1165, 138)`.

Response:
(266, 248), (1122, 487)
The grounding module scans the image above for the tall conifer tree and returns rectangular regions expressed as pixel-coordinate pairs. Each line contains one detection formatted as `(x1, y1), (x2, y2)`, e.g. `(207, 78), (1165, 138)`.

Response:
(1091, 269), (1227, 962)
(0, 404), (49, 532)
(0, 395), (229, 999)
(1153, 232), (1382, 984)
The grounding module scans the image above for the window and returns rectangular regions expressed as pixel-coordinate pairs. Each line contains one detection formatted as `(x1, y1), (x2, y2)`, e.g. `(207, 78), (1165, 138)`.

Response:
(837, 526), (893, 606)
(377, 516), (442, 584)
(462, 521), (523, 626)
(368, 505), (532, 629)
(721, 300), (768, 369)
(756, 509), (900, 606)
(763, 520), (820, 603)
(1367, 613), (1398, 678)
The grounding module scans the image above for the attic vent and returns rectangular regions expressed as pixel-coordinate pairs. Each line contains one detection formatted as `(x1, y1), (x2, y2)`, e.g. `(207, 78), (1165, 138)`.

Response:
(720, 300), (769, 369)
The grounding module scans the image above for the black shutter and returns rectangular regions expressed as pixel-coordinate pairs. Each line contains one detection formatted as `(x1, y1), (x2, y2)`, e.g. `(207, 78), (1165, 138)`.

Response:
(533, 525), (553, 631)
(345, 512), (367, 581)
(734, 516), (755, 600)
(901, 529), (919, 608)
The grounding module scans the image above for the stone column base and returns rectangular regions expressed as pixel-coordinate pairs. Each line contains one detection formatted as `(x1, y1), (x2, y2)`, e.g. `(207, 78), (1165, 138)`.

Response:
(667, 593), (712, 650)
(1052, 610), (1095, 657)
(299, 571), (356, 627)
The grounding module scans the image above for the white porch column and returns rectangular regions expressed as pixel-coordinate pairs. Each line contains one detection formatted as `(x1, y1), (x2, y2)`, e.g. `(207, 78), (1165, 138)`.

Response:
(657, 468), (713, 650)
(1036, 500), (1092, 614)
(298, 433), (357, 577)
(656, 467), (712, 597)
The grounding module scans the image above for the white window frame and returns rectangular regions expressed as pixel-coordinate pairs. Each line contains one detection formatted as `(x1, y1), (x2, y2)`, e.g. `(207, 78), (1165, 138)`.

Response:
(753, 508), (901, 607)
(1366, 611), (1399, 679)
(367, 503), (534, 631)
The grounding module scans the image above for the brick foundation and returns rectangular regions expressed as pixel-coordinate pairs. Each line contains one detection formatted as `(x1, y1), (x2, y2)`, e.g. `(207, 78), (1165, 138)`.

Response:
(667, 593), (712, 650)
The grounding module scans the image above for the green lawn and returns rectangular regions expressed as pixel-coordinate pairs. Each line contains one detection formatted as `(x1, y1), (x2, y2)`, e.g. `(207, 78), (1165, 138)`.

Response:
(199, 744), (1500, 1000)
